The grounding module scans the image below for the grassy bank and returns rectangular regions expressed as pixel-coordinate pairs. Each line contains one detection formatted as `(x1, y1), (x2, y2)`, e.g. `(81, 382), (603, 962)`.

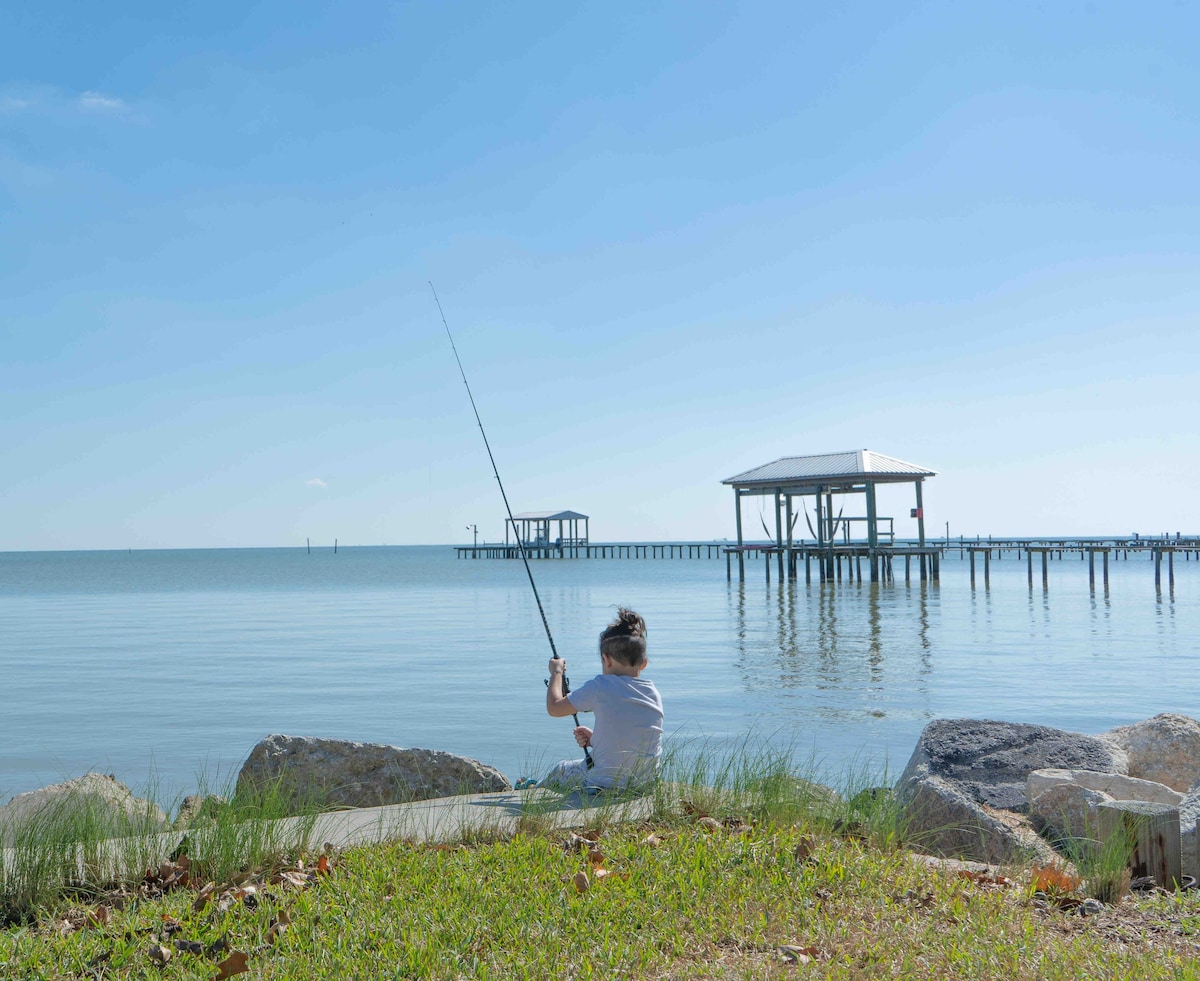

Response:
(3, 758), (1200, 978)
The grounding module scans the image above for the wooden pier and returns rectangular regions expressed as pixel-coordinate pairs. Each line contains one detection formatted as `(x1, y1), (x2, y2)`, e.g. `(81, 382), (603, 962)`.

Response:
(724, 536), (1200, 594)
(455, 542), (725, 560)
(723, 544), (942, 585)
(454, 533), (1199, 595)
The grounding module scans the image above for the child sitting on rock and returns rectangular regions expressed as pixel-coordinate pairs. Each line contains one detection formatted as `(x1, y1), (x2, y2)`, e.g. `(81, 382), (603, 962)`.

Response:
(543, 607), (663, 792)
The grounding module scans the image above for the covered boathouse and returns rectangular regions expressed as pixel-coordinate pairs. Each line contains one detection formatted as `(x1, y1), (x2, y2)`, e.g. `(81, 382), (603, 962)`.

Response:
(506, 510), (590, 555)
(721, 450), (938, 583)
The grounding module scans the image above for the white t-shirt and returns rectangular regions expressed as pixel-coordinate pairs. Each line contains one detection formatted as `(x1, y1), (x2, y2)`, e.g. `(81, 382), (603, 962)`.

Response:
(567, 674), (664, 789)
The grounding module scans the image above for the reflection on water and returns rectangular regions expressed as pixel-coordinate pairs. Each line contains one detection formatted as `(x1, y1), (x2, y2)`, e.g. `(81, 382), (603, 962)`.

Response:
(730, 577), (936, 733)
(719, 551), (1195, 778)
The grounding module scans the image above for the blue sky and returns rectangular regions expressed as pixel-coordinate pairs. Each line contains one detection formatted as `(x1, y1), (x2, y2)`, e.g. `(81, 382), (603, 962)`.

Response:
(2, 1), (1198, 549)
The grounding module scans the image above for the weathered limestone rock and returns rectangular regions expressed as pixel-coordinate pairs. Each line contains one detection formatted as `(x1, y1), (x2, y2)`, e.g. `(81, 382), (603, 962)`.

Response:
(1099, 714), (1200, 793)
(896, 719), (1125, 864)
(896, 769), (1058, 864)
(235, 735), (511, 812)
(1029, 783), (1112, 843)
(1180, 776), (1200, 879)
(0, 773), (167, 843)
(172, 794), (230, 830)
(1027, 768), (1184, 808)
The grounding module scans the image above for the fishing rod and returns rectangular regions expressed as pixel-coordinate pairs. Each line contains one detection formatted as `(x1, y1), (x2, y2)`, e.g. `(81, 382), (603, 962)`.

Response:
(430, 283), (593, 769)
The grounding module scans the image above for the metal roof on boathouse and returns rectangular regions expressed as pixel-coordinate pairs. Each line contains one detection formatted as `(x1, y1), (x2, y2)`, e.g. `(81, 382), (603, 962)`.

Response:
(722, 450), (936, 493)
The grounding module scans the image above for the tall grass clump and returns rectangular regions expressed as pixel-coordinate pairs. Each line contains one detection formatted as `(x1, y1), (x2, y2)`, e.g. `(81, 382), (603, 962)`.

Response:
(168, 772), (321, 885)
(652, 734), (906, 848)
(0, 786), (164, 924)
(0, 772), (322, 924)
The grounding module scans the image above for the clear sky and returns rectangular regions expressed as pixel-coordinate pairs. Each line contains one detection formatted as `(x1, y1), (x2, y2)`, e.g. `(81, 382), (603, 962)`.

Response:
(3, 1), (1198, 550)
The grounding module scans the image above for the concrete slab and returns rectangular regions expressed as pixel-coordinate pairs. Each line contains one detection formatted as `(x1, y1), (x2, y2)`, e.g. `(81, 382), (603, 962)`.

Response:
(305, 787), (654, 850)
(1, 789), (655, 888)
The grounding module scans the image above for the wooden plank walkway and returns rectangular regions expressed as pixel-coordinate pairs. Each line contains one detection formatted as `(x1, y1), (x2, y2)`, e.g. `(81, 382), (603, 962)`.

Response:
(454, 535), (1200, 595)
(456, 542), (725, 560)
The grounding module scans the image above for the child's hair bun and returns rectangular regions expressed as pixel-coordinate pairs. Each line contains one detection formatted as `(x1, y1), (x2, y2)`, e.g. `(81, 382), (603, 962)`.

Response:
(615, 607), (645, 637)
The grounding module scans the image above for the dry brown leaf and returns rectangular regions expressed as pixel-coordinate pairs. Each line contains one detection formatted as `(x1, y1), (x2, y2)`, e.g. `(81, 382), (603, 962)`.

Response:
(697, 816), (722, 833)
(267, 909), (292, 944)
(592, 868), (629, 881)
(794, 835), (816, 864)
(317, 854), (331, 874)
(214, 950), (250, 979)
(87, 905), (112, 928)
(573, 870), (590, 893)
(563, 831), (601, 852)
(275, 870), (311, 889)
(194, 881), (216, 912)
(1031, 864), (1081, 894)
(641, 833), (663, 847)
(777, 944), (819, 964)
(957, 868), (1012, 888)
(681, 799), (707, 817)
(587, 848), (606, 868)
(147, 942), (172, 965)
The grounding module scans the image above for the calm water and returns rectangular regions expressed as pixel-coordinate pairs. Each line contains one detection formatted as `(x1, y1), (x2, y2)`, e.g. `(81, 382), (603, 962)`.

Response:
(1, 545), (1196, 802)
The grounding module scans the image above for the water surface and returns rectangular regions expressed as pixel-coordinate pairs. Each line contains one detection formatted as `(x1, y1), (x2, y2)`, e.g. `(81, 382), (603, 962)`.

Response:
(1, 545), (1195, 802)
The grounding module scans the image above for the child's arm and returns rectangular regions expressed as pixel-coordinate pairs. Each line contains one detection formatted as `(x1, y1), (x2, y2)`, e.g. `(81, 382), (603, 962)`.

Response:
(545, 657), (577, 718)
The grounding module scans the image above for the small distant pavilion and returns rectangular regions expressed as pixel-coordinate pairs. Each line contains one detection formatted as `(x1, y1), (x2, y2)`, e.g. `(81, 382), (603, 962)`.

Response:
(507, 510), (590, 551)
(721, 450), (937, 582)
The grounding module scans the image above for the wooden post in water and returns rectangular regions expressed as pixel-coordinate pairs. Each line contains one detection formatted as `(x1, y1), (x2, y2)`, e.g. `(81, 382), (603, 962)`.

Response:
(307, 538), (310, 555)
(969, 549), (976, 588)
(1041, 549), (1048, 588)
(1155, 548), (1162, 593)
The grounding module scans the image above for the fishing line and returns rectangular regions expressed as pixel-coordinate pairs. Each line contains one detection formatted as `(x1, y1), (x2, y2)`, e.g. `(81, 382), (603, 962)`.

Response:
(430, 283), (593, 769)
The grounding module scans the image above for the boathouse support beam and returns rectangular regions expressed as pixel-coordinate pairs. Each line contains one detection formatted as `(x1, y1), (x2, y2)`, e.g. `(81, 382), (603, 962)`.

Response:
(866, 483), (879, 582)
(774, 489), (784, 581)
(734, 487), (745, 581)
(785, 494), (794, 580)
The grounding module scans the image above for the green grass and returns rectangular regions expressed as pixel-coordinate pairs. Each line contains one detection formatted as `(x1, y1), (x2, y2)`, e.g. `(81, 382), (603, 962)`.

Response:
(3, 754), (1200, 979)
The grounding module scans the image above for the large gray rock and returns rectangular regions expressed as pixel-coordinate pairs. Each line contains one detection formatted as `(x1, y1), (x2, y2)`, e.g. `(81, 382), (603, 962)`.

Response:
(1028, 768), (1183, 807)
(1029, 783), (1112, 843)
(0, 773), (167, 844)
(235, 735), (511, 812)
(896, 719), (1125, 864)
(1100, 714), (1200, 793)
(1181, 777), (1200, 880)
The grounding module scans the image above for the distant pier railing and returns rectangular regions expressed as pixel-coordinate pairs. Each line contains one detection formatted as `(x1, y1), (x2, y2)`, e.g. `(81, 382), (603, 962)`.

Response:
(454, 535), (1199, 595)
(455, 542), (725, 560)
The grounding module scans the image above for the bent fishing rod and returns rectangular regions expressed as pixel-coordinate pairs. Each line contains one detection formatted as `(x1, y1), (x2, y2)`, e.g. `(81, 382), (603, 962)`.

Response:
(431, 283), (593, 769)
